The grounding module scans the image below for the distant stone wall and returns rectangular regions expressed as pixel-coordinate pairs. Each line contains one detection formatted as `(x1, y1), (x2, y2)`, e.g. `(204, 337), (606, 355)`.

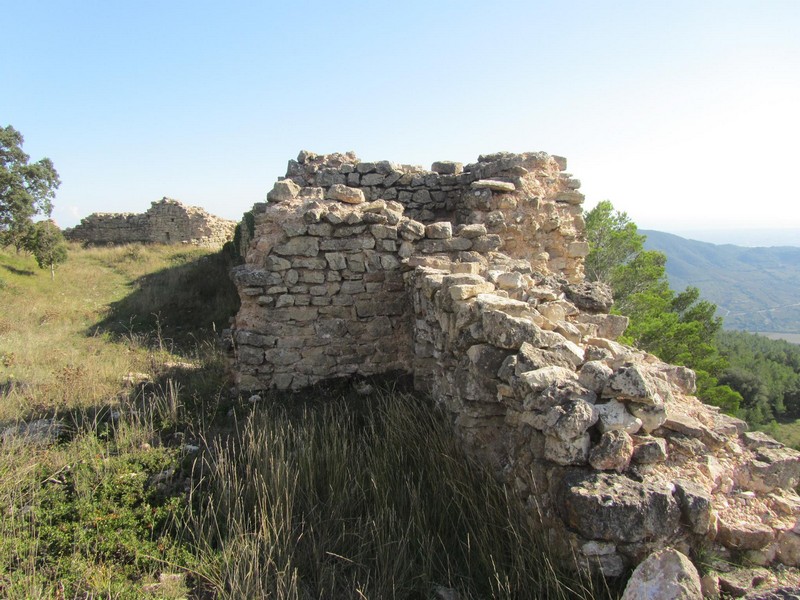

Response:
(226, 150), (800, 575)
(65, 198), (236, 247)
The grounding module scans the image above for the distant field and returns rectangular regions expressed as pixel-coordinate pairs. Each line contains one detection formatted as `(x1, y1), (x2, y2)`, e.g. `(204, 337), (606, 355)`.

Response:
(757, 332), (800, 345)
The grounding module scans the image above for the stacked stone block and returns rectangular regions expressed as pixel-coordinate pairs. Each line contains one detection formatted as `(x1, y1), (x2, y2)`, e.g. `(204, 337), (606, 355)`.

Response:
(65, 198), (236, 247)
(268, 150), (587, 283)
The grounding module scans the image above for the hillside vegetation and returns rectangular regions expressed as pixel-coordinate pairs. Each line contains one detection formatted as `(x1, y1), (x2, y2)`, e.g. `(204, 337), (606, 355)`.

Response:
(641, 229), (800, 333)
(0, 244), (611, 599)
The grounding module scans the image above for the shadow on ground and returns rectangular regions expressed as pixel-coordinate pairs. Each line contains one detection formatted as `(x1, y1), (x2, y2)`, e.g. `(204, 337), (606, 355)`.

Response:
(90, 249), (241, 353)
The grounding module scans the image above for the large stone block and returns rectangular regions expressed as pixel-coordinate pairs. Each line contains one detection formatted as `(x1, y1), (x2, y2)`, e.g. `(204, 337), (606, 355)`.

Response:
(557, 471), (681, 543)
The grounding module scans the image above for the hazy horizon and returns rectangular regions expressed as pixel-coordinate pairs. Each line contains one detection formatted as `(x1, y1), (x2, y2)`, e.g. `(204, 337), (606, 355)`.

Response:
(641, 227), (800, 248)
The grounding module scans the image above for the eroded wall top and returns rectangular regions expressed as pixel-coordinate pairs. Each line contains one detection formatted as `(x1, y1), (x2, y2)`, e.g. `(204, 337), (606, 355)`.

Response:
(65, 198), (236, 247)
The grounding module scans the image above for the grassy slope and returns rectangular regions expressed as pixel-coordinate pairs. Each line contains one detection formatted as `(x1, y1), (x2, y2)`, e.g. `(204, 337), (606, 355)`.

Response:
(0, 244), (613, 599)
(641, 229), (800, 333)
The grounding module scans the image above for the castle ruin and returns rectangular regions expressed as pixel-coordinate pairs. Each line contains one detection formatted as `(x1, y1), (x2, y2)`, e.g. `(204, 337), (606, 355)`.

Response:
(65, 198), (236, 247)
(227, 150), (800, 575)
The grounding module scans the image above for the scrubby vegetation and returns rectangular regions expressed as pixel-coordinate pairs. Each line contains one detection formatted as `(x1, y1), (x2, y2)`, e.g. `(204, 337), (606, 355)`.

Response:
(0, 243), (615, 598)
(585, 201), (800, 449)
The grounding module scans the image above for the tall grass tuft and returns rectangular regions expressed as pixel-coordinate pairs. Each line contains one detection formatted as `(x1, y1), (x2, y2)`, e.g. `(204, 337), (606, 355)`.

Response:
(187, 390), (610, 600)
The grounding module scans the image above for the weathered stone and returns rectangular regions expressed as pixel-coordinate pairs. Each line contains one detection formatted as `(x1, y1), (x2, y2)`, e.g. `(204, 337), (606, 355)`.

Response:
(577, 313), (629, 340)
(457, 223), (487, 239)
(628, 402), (667, 433)
(738, 446), (800, 492)
(673, 479), (713, 534)
(631, 436), (668, 464)
(595, 400), (643, 434)
(717, 519), (775, 551)
(545, 433), (591, 466)
(578, 360), (613, 393)
(557, 471), (681, 543)
(431, 161), (463, 175)
(267, 179), (301, 202)
(605, 365), (660, 404)
(273, 236), (320, 257)
(398, 218), (426, 240)
(472, 179), (516, 192)
(621, 548), (702, 600)
(589, 430), (634, 472)
(519, 366), (579, 393)
(327, 184), (365, 204)
(563, 281), (613, 313)
(425, 222), (453, 239)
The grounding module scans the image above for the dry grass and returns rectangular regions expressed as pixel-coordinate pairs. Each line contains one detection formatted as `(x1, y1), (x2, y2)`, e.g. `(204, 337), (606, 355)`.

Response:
(0, 243), (619, 599)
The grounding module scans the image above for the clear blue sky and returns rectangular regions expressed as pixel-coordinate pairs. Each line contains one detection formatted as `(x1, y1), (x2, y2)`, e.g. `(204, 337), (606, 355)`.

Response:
(4, 1), (799, 236)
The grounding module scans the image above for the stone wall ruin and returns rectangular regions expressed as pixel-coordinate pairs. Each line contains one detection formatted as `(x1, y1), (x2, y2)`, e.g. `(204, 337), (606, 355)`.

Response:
(227, 150), (800, 576)
(65, 198), (236, 247)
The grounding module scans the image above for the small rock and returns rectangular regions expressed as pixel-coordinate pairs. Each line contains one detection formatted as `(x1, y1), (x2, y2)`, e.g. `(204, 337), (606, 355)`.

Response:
(621, 548), (702, 600)
(631, 435), (668, 464)
(589, 430), (634, 472)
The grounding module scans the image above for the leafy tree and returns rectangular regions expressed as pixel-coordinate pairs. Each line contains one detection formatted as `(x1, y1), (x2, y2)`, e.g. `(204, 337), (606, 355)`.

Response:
(717, 331), (800, 424)
(584, 200), (646, 284)
(28, 220), (68, 280)
(584, 201), (741, 412)
(0, 125), (61, 250)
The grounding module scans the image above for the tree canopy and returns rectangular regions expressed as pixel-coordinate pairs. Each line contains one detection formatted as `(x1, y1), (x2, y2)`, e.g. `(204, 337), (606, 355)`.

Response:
(0, 125), (61, 250)
(583, 200), (741, 413)
(29, 220), (68, 280)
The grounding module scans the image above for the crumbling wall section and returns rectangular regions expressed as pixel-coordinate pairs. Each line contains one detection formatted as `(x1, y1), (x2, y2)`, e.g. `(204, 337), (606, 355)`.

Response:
(408, 257), (800, 575)
(274, 151), (587, 283)
(65, 198), (236, 247)
(228, 150), (800, 575)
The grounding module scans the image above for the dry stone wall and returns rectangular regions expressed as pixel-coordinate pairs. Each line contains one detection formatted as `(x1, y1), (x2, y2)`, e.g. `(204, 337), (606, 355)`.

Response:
(65, 198), (236, 247)
(228, 150), (800, 576)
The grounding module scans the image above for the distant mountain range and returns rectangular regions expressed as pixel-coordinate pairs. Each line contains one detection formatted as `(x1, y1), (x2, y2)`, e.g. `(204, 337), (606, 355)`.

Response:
(640, 230), (800, 334)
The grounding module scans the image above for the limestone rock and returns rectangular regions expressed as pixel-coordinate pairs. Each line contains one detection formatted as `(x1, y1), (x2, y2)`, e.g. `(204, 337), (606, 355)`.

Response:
(589, 430), (634, 472)
(717, 519), (775, 551)
(595, 399), (643, 434)
(577, 313), (629, 340)
(519, 366), (579, 393)
(558, 471), (681, 543)
(563, 281), (613, 313)
(267, 179), (301, 202)
(578, 360), (613, 393)
(545, 433), (591, 466)
(426, 222), (453, 239)
(673, 479), (713, 535)
(431, 161), (463, 175)
(621, 548), (702, 600)
(472, 179), (516, 192)
(628, 401), (667, 433)
(326, 184), (365, 204)
(605, 365), (660, 404)
(631, 436), (668, 464)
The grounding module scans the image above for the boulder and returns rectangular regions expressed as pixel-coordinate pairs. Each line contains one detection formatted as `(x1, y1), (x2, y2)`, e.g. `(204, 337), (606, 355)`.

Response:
(557, 471), (681, 543)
